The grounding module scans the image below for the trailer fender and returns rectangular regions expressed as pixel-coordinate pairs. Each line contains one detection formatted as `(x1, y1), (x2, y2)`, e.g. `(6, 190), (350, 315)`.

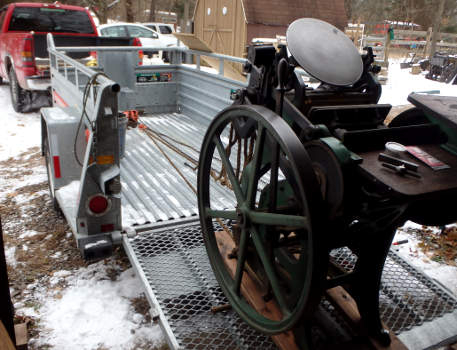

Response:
(41, 106), (85, 192)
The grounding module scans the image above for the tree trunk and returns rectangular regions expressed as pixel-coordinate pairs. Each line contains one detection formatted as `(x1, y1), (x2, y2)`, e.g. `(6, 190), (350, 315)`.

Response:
(183, 0), (190, 33)
(149, 0), (156, 21)
(125, 0), (134, 22)
(429, 0), (446, 61)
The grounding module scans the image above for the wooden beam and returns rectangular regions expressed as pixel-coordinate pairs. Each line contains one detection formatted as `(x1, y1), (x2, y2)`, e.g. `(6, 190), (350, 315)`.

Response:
(216, 230), (299, 350)
(0, 321), (16, 350)
(326, 286), (408, 350)
(173, 33), (247, 82)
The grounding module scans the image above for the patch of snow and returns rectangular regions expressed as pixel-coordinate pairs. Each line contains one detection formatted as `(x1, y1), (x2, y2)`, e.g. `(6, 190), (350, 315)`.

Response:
(17, 306), (39, 318)
(5, 246), (16, 267)
(84, 239), (108, 249)
(19, 230), (40, 239)
(22, 244), (28, 251)
(52, 270), (72, 278)
(14, 301), (24, 309)
(379, 61), (457, 107)
(36, 263), (163, 350)
(50, 251), (62, 259)
(0, 86), (41, 161)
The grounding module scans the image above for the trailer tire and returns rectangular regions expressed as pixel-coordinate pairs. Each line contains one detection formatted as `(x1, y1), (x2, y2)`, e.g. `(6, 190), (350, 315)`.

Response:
(44, 136), (59, 212)
(9, 68), (28, 113)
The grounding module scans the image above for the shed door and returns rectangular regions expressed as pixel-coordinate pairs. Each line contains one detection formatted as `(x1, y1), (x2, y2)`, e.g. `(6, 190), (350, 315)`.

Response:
(202, 0), (235, 55)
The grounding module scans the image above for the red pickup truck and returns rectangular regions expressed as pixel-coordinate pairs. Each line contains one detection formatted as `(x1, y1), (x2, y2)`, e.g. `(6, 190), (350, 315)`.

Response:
(0, 2), (98, 112)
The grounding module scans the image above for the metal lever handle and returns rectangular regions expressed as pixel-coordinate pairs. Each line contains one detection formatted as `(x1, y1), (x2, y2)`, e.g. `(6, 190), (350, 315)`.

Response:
(378, 153), (419, 172)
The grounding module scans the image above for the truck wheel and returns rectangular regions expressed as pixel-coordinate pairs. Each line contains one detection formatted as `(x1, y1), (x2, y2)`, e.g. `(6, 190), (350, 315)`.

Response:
(9, 68), (28, 113)
(44, 136), (60, 211)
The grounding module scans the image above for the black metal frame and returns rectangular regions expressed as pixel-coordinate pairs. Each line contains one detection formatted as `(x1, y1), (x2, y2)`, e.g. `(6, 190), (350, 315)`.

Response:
(199, 42), (457, 347)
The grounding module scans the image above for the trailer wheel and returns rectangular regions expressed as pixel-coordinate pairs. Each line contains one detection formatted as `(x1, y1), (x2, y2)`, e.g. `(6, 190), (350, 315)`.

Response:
(198, 104), (327, 334)
(8, 68), (28, 113)
(44, 136), (59, 211)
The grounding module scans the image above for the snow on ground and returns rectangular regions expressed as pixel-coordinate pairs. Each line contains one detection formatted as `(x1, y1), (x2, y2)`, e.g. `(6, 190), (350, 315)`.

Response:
(0, 86), (42, 161)
(379, 60), (457, 106)
(31, 263), (163, 350)
(0, 84), (165, 349)
(0, 58), (457, 350)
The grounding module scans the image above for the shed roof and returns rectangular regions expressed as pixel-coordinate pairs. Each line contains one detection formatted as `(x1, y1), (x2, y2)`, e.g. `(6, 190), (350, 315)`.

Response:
(241, 0), (347, 30)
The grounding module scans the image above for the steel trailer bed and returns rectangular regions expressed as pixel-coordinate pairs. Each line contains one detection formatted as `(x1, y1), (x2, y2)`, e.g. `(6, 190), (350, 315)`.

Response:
(41, 36), (457, 349)
(121, 112), (457, 350)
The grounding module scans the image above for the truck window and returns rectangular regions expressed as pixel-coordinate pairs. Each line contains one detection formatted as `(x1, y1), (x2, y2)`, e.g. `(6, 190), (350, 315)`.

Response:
(159, 25), (173, 34)
(8, 7), (95, 34)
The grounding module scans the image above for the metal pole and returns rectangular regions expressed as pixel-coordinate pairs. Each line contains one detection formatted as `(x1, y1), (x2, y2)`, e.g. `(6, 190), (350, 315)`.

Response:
(0, 217), (16, 344)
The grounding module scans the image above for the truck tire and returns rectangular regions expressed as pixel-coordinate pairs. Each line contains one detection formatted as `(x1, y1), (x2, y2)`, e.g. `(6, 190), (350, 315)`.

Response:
(44, 136), (60, 211)
(9, 68), (28, 113)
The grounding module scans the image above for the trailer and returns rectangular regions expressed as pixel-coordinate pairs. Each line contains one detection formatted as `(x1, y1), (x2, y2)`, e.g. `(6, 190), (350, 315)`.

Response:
(41, 32), (457, 350)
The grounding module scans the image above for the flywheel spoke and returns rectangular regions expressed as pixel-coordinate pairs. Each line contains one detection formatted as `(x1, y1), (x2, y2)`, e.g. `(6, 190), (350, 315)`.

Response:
(247, 125), (266, 207)
(214, 135), (244, 202)
(250, 211), (307, 228)
(269, 141), (280, 212)
(233, 228), (248, 295)
(251, 226), (291, 316)
(206, 208), (238, 220)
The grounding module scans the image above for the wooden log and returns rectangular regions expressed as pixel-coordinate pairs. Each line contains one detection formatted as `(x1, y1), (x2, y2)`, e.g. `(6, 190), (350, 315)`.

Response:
(216, 229), (299, 350)
(326, 286), (408, 350)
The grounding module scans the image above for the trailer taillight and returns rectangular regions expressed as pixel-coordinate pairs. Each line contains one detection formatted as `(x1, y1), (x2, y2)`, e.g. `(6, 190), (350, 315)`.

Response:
(21, 37), (34, 64)
(132, 38), (143, 66)
(87, 194), (111, 216)
(101, 224), (115, 233)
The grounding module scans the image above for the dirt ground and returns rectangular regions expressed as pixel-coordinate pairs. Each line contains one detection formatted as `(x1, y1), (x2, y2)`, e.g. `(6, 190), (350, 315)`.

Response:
(0, 147), (157, 349)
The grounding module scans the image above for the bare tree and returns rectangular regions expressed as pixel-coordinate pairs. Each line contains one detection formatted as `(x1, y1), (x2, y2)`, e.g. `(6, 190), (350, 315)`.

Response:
(429, 0), (446, 59)
(149, 0), (156, 21)
(125, 0), (134, 22)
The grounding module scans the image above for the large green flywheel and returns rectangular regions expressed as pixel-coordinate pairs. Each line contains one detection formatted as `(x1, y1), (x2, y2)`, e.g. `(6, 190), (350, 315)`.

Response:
(198, 104), (327, 335)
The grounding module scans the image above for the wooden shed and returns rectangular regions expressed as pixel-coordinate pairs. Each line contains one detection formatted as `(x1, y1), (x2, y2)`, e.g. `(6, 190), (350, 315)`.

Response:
(192, 0), (348, 57)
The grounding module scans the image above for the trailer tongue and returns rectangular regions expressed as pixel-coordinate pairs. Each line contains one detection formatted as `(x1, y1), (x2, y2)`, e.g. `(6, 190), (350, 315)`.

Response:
(41, 29), (457, 350)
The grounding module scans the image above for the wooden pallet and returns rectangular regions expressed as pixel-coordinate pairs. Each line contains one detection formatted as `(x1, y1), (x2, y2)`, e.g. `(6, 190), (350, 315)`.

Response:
(216, 230), (409, 350)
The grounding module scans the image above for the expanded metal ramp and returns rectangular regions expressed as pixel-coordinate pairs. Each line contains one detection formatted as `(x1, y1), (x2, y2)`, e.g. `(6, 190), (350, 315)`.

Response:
(124, 222), (277, 350)
(124, 223), (457, 350)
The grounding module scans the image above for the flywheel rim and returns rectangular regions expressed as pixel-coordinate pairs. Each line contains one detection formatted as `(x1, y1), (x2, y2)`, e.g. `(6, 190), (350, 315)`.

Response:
(198, 104), (327, 334)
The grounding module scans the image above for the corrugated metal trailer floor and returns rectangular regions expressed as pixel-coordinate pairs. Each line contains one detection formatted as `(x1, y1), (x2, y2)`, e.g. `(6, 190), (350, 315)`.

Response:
(120, 113), (457, 350)
(121, 112), (234, 227)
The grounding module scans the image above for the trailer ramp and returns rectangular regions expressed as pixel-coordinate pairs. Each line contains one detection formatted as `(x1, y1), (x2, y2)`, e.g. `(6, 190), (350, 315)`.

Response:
(124, 222), (277, 350)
